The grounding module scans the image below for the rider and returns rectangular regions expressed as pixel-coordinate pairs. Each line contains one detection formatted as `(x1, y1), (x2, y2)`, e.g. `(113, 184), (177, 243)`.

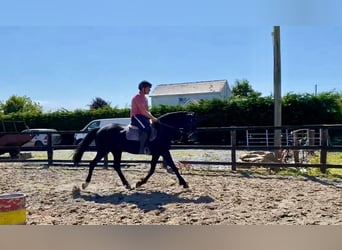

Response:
(130, 80), (158, 154)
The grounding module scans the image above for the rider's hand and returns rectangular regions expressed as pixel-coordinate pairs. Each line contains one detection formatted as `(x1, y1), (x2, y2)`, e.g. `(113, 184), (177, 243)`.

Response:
(151, 117), (158, 123)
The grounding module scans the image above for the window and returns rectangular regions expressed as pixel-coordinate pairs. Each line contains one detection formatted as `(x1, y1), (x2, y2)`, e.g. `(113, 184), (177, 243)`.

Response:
(178, 97), (189, 105)
(87, 121), (100, 130)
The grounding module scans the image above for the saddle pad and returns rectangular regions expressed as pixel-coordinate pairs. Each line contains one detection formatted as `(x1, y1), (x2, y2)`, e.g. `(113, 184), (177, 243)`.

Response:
(125, 125), (157, 141)
(125, 125), (140, 141)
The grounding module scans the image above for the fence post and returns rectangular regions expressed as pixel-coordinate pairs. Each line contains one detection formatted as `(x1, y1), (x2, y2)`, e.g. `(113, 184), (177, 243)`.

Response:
(103, 154), (108, 169)
(292, 130), (299, 163)
(320, 128), (328, 173)
(308, 129), (315, 146)
(47, 133), (53, 167)
(230, 128), (237, 171)
(246, 130), (249, 147)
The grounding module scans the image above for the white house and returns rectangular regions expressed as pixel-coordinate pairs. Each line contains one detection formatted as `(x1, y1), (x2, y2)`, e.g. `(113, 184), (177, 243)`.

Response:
(150, 79), (231, 106)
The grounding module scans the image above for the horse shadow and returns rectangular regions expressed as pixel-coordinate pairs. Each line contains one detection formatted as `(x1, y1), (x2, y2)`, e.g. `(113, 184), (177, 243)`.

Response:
(73, 190), (214, 213)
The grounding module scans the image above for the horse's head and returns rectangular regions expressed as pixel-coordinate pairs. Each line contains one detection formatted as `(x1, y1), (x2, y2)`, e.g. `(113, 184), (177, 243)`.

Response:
(158, 111), (197, 143)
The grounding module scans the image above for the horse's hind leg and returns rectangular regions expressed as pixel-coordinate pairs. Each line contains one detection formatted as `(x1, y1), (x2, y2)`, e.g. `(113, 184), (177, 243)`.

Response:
(83, 152), (105, 189)
(163, 151), (188, 188)
(112, 151), (131, 190)
(135, 154), (159, 188)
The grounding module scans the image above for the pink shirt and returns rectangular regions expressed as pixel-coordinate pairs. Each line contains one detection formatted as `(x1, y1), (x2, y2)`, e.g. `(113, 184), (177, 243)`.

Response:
(130, 92), (148, 117)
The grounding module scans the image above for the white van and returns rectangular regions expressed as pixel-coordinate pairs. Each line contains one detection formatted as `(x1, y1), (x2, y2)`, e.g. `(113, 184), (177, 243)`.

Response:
(74, 117), (131, 145)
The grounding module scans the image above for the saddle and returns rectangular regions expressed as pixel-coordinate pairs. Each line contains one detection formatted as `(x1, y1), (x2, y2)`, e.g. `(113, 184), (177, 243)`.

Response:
(123, 124), (157, 141)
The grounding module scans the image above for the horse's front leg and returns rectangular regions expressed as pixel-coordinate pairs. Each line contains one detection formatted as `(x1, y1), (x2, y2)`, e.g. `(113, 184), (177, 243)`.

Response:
(112, 151), (131, 190)
(163, 150), (189, 188)
(83, 153), (104, 189)
(136, 154), (160, 188)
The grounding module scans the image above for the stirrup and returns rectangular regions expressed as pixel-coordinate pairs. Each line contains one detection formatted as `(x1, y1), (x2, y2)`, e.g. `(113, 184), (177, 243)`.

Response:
(138, 147), (150, 155)
(143, 147), (150, 155)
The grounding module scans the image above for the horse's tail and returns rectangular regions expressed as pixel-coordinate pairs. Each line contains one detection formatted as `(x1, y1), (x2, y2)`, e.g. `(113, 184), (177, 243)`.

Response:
(73, 128), (100, 165)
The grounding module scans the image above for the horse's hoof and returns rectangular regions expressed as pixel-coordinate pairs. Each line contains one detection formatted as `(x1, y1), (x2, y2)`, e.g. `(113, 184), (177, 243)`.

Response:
(166, 168), (174, 175)
(72, 185), (81, 196)
(183, 183), (189, 188)
(81, 182), (88, 190)
(136, 181), (143, 188)
(125, 184), (132, 190)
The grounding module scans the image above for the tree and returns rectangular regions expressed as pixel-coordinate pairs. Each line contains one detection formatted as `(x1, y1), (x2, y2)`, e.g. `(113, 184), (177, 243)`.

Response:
(0, 95), (42, 115)
(88, 97), (111, 110)
(231, 79), (261, 98)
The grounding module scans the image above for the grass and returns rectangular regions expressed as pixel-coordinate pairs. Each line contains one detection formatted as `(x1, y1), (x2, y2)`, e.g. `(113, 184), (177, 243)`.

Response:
(278, 152), (342, 179)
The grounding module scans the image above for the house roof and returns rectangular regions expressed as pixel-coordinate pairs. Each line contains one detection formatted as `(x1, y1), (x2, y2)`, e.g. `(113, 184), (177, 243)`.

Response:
(150, 80), (228, 96)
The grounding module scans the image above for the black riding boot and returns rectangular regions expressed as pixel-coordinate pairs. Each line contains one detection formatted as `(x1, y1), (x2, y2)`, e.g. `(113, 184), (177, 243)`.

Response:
(139, 131), (149, 154)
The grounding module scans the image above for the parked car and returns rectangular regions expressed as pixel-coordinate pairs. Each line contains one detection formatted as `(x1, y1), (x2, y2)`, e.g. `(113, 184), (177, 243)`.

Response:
(22, 128), (62, 147)
(74, 117), (131, 145)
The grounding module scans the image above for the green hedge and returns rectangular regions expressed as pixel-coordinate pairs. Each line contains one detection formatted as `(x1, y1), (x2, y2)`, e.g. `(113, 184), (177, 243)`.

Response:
(1, 92), (341, 129)
(0, 92), (341, 144)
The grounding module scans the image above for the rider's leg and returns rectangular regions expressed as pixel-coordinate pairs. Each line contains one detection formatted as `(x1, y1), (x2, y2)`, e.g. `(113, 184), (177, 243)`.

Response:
(139, 130), (149, 154)
(132, 115), (151, 154)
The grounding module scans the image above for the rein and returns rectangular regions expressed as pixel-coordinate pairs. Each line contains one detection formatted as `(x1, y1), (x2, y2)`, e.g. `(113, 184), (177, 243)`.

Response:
(156, 120), (191, 136)
(156, 120), (194, 142)
(155, 111), (195, 137)
(156, 120), (181, 131)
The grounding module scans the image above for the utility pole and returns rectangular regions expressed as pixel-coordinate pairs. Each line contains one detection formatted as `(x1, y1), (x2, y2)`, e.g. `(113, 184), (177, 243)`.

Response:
(273, 26), (282, 149)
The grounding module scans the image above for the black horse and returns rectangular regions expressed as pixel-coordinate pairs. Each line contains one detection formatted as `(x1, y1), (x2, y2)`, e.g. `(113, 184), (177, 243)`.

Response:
(73, 111), (196, 190)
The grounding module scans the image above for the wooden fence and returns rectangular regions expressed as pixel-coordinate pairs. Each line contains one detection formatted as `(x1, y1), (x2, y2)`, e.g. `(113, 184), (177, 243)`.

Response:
(1, 124), (341, 173)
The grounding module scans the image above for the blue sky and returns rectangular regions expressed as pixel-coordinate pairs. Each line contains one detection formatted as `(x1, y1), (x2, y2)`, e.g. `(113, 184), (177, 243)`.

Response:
(0, 0), (341, 112)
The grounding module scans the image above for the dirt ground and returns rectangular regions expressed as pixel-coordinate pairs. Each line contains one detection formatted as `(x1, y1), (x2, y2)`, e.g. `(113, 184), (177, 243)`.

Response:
(1, 160), (342, 225)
